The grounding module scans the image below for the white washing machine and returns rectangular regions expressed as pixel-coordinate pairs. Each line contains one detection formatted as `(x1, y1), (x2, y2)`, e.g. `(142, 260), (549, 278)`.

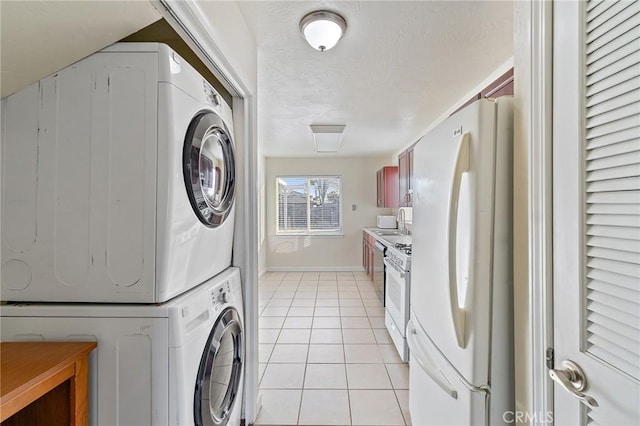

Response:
(1, 267), (244, 426)
(1, 42), (236, 303)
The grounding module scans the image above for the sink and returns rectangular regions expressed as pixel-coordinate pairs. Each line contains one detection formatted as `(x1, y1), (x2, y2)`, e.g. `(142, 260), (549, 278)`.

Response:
(367, 228), (411, 246)
(374, 230), (403, 236)
(381, 235), (412, 245)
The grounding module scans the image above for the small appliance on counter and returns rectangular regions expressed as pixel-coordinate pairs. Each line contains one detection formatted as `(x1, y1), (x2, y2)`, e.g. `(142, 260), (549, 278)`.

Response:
(376, 215), (397, 229)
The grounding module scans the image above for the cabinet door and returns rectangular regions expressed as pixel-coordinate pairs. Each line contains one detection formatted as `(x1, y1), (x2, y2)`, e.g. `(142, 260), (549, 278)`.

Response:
(368, 245), (375, 279)
(407, 148), (414, 207)
(552, 2), (640, 423)
(383, 166), (399, 208)
(398, 152), (409, 206)
(377, 167), (399, 207)
(365, 242), (370, 277)
(363, 236), (371, 277)
(362, 234), (367, 271)
(0, 52), (158, 302)
(376, 170), (382, 207)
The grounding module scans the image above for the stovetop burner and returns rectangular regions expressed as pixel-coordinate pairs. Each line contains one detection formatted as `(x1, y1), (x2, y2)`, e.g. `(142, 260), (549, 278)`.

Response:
(386, 243), (411, 271)
(394, 243), (412, 255)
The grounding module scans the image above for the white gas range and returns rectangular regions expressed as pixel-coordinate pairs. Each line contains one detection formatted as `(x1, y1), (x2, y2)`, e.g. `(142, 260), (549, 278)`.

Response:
(383, 242), (412, 361)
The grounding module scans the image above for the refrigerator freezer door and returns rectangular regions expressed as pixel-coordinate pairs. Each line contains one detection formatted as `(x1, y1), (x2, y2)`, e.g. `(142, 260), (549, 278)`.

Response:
(411, 99), (498, 385)
(408, 317), (488, 425)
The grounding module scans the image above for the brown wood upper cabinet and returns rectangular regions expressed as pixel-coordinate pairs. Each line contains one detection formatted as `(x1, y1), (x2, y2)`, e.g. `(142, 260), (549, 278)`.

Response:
(480, 68), (514, 99)
(451, 68), (514, 115)
(396, 68), (514, 207)
(398, 145), (415, 207)
(376, 166), (398, 208)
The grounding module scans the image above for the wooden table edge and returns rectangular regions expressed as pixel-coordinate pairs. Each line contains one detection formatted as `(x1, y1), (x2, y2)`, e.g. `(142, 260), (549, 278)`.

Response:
(0, 342), (97, 422)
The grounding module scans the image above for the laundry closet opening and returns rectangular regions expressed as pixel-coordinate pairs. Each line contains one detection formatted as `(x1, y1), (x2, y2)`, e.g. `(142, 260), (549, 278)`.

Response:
(121, 18), (232, 106)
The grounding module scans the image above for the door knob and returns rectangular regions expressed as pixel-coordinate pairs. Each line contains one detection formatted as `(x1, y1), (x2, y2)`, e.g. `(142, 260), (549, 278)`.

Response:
(548, 359), (599, 408)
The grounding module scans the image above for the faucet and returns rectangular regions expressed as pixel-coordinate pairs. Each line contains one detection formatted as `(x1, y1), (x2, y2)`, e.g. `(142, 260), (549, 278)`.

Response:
(399, 209), (407, 235)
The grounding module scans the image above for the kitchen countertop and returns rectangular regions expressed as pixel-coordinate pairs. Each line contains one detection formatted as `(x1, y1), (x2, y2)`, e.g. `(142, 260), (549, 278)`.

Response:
(363, 227), (411, 247)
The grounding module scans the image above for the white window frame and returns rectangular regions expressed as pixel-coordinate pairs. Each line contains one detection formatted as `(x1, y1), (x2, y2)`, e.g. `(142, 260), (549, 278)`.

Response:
(275, 175), (343, 236)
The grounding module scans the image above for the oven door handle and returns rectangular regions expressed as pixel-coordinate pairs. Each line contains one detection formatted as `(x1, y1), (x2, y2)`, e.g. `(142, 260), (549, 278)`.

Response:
(383, 257), (405, 278)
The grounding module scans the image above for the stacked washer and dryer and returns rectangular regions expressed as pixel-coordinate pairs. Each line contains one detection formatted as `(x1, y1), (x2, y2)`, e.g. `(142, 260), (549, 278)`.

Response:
(1, 43), (244, 426)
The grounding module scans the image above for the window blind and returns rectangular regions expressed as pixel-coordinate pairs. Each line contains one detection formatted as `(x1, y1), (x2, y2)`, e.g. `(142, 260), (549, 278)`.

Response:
(277, 176), (341, 234)
(584, 0), (640, 383)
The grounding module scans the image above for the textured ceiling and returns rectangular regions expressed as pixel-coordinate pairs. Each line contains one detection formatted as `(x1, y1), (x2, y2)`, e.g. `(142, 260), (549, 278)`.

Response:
(237, 1), (513, 157)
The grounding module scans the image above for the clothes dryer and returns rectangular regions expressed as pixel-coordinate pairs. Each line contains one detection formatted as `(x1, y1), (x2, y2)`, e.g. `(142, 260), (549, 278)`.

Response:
(1, 267), (244, 426)
(1, 43), (236, 302)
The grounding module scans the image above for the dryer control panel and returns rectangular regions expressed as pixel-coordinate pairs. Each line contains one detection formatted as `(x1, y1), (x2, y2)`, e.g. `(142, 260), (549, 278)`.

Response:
(210, 279), (233, 312)
(203, 80), (221, 108)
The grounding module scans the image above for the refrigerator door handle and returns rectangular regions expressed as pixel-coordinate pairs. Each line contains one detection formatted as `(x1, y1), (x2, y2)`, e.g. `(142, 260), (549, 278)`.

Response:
(407, 320), (458, 399)
(447, 132), (470, 349)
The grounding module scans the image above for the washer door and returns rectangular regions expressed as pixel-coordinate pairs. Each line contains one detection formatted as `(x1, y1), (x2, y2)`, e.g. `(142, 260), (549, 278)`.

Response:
(184, 111), (236, 228)
(194, 307), (244, 426)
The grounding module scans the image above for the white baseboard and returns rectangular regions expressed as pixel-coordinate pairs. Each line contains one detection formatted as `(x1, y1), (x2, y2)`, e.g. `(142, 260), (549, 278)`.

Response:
(266, 266), (365, 272)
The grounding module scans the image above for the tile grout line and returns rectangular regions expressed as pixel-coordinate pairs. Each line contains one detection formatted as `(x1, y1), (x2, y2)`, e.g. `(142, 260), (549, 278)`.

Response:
(395, 387), (410, 426)
(296, 338), (311, 426)
(296, 276), (315, 426)
(258, 271), (401, 425)
(344, 271), (355, 425)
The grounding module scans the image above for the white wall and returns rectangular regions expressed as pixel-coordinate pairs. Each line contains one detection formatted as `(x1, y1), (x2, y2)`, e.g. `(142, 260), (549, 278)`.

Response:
(513, 2), (532, 418)
(177, 2), (261, 423)
(391, 57), (514, 163)
(193, 1), (257, 96)
(258, 153), (267, 276)
(512, 2), (554, 422)
(265, 156), (394, 270)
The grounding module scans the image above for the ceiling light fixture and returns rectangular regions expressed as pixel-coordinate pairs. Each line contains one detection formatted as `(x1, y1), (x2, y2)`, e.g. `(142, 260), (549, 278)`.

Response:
(310, 125), (346, 153)
(299, 10), (347, 52)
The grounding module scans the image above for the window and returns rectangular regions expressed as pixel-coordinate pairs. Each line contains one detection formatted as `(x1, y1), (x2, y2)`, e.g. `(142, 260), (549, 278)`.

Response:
(277, 176), (342, 235)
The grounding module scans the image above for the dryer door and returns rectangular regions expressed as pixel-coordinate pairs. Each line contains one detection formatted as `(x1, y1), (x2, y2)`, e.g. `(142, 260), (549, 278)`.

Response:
(195, 307), (243, 426)
(184, 111), (236, 228)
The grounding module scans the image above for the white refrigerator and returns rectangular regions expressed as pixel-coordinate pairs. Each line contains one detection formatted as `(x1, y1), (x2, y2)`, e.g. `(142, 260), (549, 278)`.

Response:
(408, 98), (514, 425)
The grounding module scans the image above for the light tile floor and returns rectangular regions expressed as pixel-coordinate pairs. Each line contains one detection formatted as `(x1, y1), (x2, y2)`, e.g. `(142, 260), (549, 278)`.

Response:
(256, 271), (411, 426)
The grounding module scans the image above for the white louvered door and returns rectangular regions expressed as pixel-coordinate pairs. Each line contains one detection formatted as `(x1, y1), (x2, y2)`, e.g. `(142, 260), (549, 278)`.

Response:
(553, 0), (640, 425)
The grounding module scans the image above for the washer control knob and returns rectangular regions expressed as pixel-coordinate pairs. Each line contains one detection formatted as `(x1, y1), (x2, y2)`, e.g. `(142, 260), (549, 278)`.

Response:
(218, 291), (228, 305)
